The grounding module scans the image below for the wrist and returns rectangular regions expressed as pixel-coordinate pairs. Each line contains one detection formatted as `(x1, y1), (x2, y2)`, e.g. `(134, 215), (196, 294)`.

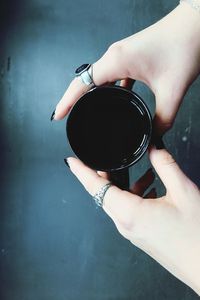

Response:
(177, 1), (200, 30)
(180, 0), (200, 15)
(157, 2), (200, 53)
(160, 1), (200, 31)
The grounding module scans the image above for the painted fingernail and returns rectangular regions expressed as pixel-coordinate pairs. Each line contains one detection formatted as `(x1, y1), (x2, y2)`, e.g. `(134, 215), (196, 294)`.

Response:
(50, 110), (55, 121)
(64, 158), (70, 168)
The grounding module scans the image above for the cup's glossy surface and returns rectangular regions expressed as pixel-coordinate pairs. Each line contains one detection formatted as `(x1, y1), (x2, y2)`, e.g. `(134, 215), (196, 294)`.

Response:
(67, 86), (152, 173)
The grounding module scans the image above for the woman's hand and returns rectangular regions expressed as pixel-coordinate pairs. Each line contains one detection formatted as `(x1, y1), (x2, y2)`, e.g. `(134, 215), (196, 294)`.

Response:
(53, 2), (200, 135)
(66, 147), (200, 295)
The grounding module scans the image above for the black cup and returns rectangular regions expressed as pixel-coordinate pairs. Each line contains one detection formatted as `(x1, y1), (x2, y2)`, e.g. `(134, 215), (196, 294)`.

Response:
(67, 85), (152, 189)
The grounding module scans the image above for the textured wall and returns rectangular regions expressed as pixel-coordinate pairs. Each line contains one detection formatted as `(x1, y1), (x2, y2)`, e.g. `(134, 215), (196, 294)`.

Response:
(0, 0), (199, 299)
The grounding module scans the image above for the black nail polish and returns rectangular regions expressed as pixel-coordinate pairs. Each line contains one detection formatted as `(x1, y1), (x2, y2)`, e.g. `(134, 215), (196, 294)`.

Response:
(64, 158), (70, 168)
(50, 110), (55, 121)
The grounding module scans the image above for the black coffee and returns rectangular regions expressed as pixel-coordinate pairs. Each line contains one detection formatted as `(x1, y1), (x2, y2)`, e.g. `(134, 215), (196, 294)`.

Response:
(67, 86), (152, 171)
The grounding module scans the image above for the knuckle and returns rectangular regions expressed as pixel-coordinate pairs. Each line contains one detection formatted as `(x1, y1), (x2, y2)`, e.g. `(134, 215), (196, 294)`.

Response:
(107, 41), (124, 59)
(158, 122), (173, 135)
(186, 179), (199, 194)
(108, 41), (123, 51)
(162, 151), (176, 166)
(86, 175), (100, 196)
(116, 193), (142, 232)
(157, 112), (174, 128)
(162, 121), (173, 131)
(114, 221), (130, 239)
(118, 211), (135, 232)
(154, 113), (174, 133)
(105, 41), (128, 81)
(89, 177), (111, 200)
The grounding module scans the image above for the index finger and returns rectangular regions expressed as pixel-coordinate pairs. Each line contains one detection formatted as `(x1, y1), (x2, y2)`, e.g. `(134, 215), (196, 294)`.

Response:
(54, 77), (90, 120)
(53, 42), (129, 120)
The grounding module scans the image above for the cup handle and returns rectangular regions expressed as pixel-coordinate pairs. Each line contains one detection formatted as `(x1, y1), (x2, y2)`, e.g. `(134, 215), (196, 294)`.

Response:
(109, 169), (129, 190)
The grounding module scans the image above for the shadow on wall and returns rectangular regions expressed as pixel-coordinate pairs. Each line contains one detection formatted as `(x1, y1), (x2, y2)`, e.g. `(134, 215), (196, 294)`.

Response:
(0, 0), (25, 34)
(0, 0), (25, 164)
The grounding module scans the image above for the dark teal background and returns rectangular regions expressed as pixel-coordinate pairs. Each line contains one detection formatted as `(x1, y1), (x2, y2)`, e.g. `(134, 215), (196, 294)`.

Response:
(0, 0), (199, 299)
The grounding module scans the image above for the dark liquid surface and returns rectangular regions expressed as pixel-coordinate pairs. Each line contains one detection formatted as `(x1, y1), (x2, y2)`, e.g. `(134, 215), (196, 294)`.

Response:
(67, 87), (151, 171)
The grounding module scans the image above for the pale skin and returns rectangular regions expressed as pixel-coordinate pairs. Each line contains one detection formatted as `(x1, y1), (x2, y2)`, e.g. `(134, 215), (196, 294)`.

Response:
(52, 2), (200, 295)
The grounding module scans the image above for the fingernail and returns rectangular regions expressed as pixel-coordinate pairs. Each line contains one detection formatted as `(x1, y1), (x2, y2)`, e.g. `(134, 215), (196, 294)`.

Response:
(50, 110), (55, 121)
(64, 158), (70, 168)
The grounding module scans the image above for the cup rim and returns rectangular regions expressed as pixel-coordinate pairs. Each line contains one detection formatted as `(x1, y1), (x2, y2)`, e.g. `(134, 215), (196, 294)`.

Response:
(66, 85), (152, 171)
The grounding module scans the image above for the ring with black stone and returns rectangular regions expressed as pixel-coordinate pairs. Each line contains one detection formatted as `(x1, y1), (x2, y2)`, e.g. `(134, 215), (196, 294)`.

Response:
(75, 63), (95, 88)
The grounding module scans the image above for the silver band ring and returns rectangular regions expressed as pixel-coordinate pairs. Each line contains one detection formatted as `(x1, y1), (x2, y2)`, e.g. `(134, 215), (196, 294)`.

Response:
(75, 63), (96, 88)
(93, 182), (113, 207)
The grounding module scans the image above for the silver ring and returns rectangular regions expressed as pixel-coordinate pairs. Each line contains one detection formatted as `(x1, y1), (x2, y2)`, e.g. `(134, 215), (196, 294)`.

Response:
(75, 63), (95, 88)
(93, 182), (113, 207)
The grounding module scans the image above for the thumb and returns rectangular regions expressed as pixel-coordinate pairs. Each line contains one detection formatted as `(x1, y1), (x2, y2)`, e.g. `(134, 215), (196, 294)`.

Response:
(153, 86), (184, 136)
(149, 147), (188, 194)
(54, 42), (129, 120)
